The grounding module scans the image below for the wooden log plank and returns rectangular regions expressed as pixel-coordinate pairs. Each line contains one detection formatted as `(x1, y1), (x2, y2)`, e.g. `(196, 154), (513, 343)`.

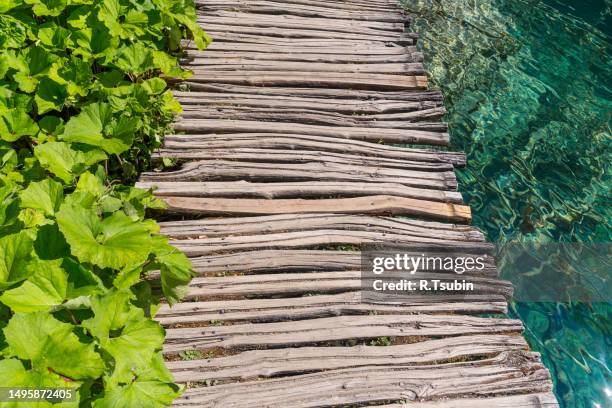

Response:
(168, 231), (486, 256)
(137, 180), (463, 203)
(151, 148), (452, 171)
(156, 293), (507, 326)
(200, 0), (403, 14)
(203, 23), (402, 42)
(185, 61), (425, 75)
(163, 314), (524, 352)
(140, 160), (457, 191)
(186, 49), (422, 62)
(156, 196), (472, 222)
(171, 119), (446, 145)
(158, 213), (482, 241)
(196, 0), (408, 22)
(166, 335), (526, 381)
(190, 36), (415, 49)
(151, 149), (453, 171)
(187, 42), (414, 55)
(161, 134), (465, 166)
(174, 93), (441, 114)
(377, 394), (560, 408)
(179, 72), (428, 91)
(190, 250), (362, 273)
(199, 12), (406, 34)
(179, 106), (446, 128)
(176, 83), (444, 102)
(173, 352), (551, 407)
(179, 271), (513, 299)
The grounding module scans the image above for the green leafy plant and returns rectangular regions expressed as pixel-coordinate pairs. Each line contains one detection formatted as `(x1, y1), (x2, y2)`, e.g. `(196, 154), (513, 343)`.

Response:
(0, 0), (210, 406)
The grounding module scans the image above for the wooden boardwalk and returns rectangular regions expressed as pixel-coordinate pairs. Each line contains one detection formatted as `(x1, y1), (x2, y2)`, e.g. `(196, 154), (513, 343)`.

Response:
(138, 0), (558, 406)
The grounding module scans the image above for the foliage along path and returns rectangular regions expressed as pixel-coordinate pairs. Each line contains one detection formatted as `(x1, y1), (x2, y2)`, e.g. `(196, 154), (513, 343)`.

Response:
(138, 0), (559, 406)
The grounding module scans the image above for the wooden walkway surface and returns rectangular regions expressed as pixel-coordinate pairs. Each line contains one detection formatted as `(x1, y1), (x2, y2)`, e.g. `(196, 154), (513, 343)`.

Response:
(138, 0), (558, 406)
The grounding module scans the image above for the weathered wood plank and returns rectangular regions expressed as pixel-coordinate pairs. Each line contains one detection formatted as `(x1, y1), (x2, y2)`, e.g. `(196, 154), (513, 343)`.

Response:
(155, 196), (472, 222)
(177, 83), (443, 101)
(196, 0), (408, 22)
(199, 12), (406, 34)
(166, 335), (526, 381)
(173, 352), (551, 407)
(203, 23), (402, 42)
(185, 60), (425, 75)
(138, 180), (462, 202)
(186, 41), (415, 55)
(183, 50), (422, 64)
(151, 149), (452, 171)
(189, 250), (362, 273)
(377, 394), (560, 408)
(156, 293), (507, 326)
(164, 314), (524, 352)
(178, 271), (513, 299)
(178, 72), (428, 91)
(174, 250), (497, 287)
(172, 119), (446, 145)
(174, 91), (441, 113)
(153, 148), (454, 172)
(161, 134), (465, 166)
(168, 231), (487, 256)
(140, 160), (457, 190)
(200, 0), (403, 14)
(179, 106), (445, 127)
(158, 213), (483, 241)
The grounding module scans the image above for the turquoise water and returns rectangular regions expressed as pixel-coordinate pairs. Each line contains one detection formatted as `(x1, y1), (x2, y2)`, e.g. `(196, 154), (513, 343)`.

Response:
(402, 0), (611, 406)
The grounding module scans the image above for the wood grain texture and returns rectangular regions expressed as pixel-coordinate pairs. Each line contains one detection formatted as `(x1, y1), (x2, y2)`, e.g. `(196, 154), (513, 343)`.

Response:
(174, 91), (441, 113)
(163, 314), (524, 352)
(156, 293), (507, 326)
(138, 180), (463, 202)
(175, 84), (444, 101)
(178, 106), (446, 128)
(173, 352), (552, 407)
(177, 72), (428, 91)
(157, 195), (472, 222)
(187, 249), (363, 273)
(377, 394), (559, 408)
(177, 271), (513, 299)
(161, 133), (464, 165)
(150, 148), (453, 171)
(158, 213), (484, 242)
(196, 0), (409, 23)
(183, 48), (423, 62)
(140, 160), (458, 190)
(171, 119), (447, 144)
(166, 334), (526, 381)
(198, 12), (406, 34)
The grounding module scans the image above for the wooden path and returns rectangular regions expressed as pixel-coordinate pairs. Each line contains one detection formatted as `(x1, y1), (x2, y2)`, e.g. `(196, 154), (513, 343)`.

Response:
(138, 0), (558, 406)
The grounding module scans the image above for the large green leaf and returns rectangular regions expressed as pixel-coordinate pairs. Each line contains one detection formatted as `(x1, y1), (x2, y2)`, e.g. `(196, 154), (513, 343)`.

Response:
(114, 43), (154, 76)
(0, 358), (78, 408)
(34, 142), (107, 183)
(60, 103), (135, 154)
(83, 290), (165, 382)
(0, 109), (39, 142)
(92, 379), (179, 408)
(4, 312), (104, 380)
(0, 15), (27, 49)
(56, 203), (153, 270)
(27, 0), (68, 17)
(19, 178), (64, 216)
(0, 231), (33, 290)
(0, 258), (67, 312)
(35, 77), (68, 114)
(153, 238), (194, 306)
